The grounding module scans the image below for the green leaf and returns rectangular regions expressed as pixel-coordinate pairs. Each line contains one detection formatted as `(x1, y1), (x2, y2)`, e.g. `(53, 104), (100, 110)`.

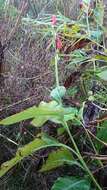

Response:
(97, 70), (107, 81)
(51, 176), (90, 190)
(0, 101), (77, 127)
(50, 86), (66, 102)
(95, 54), (107, 62)
(0, 106), (38, 125)
(31, 117), (48, 127)
(40, 148), (74, 172)
(72, 50), (87, 59)
(96, 121), (107, 150)
(0, 135), (60, 177)
(64, 107), (77, 122)
(31, 102), (77, 127)
(68, 50), (88, 65)
(57, 127), (65, 135)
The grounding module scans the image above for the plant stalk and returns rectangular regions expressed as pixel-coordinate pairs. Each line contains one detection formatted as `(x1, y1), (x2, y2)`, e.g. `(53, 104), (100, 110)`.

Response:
(63, 120), (102, 190)
(55, 51), (59, 88)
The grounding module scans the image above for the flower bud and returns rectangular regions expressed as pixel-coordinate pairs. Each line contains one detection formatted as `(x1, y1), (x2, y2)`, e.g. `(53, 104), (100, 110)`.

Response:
(56, 37), (62, 50)
(51, 15), (57, 26)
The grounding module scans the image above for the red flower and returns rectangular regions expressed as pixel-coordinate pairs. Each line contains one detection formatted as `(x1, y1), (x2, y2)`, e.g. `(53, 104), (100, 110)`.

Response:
(56, 37), (62, 50)
(51, 15), (57, 26)
(79, 0), (83, 9)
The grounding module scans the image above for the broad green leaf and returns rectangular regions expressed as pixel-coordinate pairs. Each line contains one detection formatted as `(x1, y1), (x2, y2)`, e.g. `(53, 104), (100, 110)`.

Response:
(31, 117), (48, 127)
(96, 121), (107, 150)
(97, 70), (107, 81)
(64, 107), (77, 122)
(31, 102), (77, 127)
(50, 86), (66, 102)
(0, 105), (45, 125)
(40, 148), (74, 172)
(51, 176), (90, 190)
(31, 101), (58, 127)
(0, 106), (38, 125)
(0, 135), (60, 177)
(0, 101), (77, 126)
(57, 127), (65, 135)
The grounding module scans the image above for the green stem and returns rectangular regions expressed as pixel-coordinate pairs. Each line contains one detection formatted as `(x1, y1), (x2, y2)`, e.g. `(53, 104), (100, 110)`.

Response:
(84, 127), (103, 167)
(62, 120), (102, 190)
(93, 59), (96, 72)
(52, 27), (60, 88)
(86, 5), (90, 37)
(55, 51), (59, 88)
(79, 119), (103, 168)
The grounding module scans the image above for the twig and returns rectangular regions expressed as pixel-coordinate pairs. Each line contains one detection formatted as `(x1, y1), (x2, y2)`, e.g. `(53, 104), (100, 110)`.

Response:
(87, 129), (107, 147)
(0, 133), (18, 146)
(6, 1), (28, 42)
(84, 152), (107, 161)
(92, 102), (107, 111)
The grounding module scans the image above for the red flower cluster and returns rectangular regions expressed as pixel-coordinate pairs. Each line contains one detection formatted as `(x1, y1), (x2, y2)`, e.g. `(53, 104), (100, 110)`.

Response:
(51, 15), (62, 50)
(56, 36), (62, 50)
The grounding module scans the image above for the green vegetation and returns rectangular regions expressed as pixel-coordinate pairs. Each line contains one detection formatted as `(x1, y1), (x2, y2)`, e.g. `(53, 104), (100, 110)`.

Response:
(1, 0), (107, 190)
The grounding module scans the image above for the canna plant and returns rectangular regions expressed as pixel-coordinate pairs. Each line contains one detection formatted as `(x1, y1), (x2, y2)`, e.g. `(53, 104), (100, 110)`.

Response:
(1, 0), (107, 189)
